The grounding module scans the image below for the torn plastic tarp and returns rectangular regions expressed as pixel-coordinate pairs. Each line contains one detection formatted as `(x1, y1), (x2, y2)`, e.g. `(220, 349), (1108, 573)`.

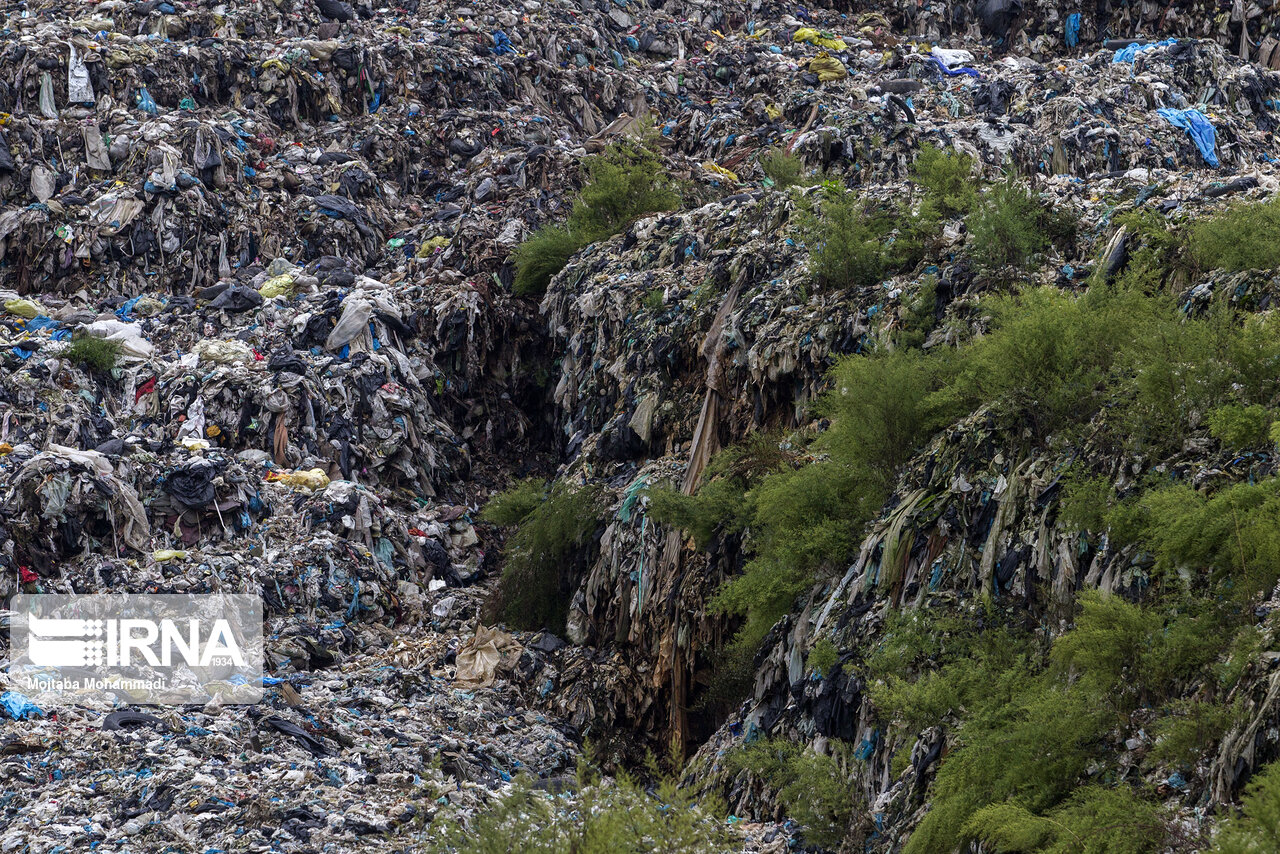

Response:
(1157, 108), (1220, 167)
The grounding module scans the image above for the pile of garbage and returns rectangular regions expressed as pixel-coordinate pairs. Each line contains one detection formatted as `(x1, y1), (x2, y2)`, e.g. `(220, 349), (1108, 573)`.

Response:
(6, 0), (1280, 847)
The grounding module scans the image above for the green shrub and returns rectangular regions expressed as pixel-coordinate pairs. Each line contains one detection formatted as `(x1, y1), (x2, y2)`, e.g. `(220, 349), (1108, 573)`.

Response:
(1148, 698), (1241, 767)
(729, 739), (855, 847)
(570, 140), (681, 240)
(1207, 404), (1272, 449)
(893, 275), (938, 349)
(431, 757), (737, 854)
(910, 143), (978, 219)
(483, 481), (605, 631)
(946, 287), (1119, 430)
(760, 148), (805, 189)
(964, 786), (1169, 854)
(800, 182), (887, 289)
(819, 347), (954, 488)
(481, 478), (546, 526)
(807, 638), (839, 677)
(1213, 760), (1280, 854)
(512, 140), (681, 296)
(968, 178), (1050, 268)
(895, 592), (1226, 854)
(1058, 474), (1113, 533)
(66, 337), (122, 372)
(512, 225), (580, 297)
(1191, 196), (1280, 272)
(1123, 479), (1280, 598)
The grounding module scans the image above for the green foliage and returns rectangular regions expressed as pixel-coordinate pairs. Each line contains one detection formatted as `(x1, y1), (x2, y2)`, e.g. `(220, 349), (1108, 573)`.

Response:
(431, 757), (737, 854)
(643, 287), (665, 312)
(807, 638), (839, 677)
(1191, 196), (1280, 272)
(512, 226), (580, 298)
(819, 347), (954, 488)
(1058, 474), (1113, 533)
(480, 478), (546, 526)
(965, 785), (1169, 854)
(893, 275), (938, 349)
(483, 481), (606, 631)
(512, 140), (680, 296)
(760, 148), (805, 189)
(66, 337), (122, 372)
(946, 286), (1122, 430)
(729, 739), (855, 847)
(893, 593), (1229, 854)
(969, 178), (1051, 269)
(570, 140), (681, 240)
(1148, 698), (1240, 767)
(910, 143), (978, 219)
(1213, 760), (1280, 854)
(1119, 479), (1280, 598)
(1207, 404), (1272, 449)
(800, 182), (887, 289)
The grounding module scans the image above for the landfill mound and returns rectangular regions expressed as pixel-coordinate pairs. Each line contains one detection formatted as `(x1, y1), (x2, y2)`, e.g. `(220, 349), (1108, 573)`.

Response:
(4, 0), (1280, 849)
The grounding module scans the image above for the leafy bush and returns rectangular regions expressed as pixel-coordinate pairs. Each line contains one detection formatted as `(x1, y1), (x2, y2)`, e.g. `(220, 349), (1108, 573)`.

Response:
(800, 182), (887, 289)
(910, 143), (978, 219)
(965, 786), (1169, 854)
(1213, 760), (1280, 854)
(891, 593), (1226, 854)
(1148, 698), (1240, 767)
(1058, 474), (1113, 533)
(1191, 196), (1280, 272)
(511, 225), (580, 298)
(968, 178), (1050, 268)
(807, 638), (839, 676)
(1207, 404), (1272, 449)
(431, 757), (737, 854)
(66, 337), (122, 372)
(760, 148), (805, 189)
(482, 481), (605, 631)
(946, 286), (1120, 430)
(512, 140), (680, 296)
(1120, 479), (1280, 598)
(893, 275), (939, 349)
(729, 739), (855, 847)
(819, 347), (953, 488)
(481, 478), (546, 526)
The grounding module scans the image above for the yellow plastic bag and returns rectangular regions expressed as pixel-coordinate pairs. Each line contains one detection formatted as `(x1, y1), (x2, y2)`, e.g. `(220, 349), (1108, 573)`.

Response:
(793, 27), (847, 50)
(258, 274), (294, 299)
(153, 549), (189, 562)
(702, 161), (740, 183)
(808, 51), (848, 82)
(417, 236), (450, 257)
(4, 298), (41, 318)
(280, 468), (331, 491)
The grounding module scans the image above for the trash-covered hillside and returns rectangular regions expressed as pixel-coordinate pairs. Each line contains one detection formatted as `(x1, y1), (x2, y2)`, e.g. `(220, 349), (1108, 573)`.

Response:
(5, 0), (1280, 849)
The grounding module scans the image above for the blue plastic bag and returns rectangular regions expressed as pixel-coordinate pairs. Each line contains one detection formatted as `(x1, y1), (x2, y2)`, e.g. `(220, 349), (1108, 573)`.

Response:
(0, 691), (43, 720)
(491, 30), (515, 56)
(1112, 38), (1177, 63)
(136, 86), (158, 115)
(1065, 13), (1080, 47)
(1157, 107), (1220, 167)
